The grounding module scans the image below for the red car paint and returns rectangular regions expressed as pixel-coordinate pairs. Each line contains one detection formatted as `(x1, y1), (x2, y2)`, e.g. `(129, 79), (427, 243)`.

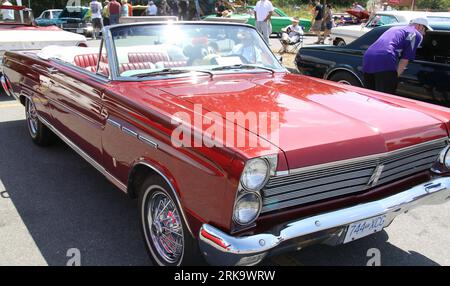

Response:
(3, 50), (450, 236)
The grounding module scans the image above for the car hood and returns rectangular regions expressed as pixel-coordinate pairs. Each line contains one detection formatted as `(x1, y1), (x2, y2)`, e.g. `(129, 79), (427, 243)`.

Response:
(138, 73), (448, 170)
(0, 29), (86, 51)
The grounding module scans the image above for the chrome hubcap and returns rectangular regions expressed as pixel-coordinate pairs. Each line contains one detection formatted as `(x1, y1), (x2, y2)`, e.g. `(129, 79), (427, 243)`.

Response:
(26, 99), (38, 136)
(147, 190), (184, 264)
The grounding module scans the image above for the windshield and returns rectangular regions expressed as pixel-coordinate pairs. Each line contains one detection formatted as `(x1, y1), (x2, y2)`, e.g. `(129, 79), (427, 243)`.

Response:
(110, 23), (284, 78)
(0, 7), (33, 25)
(366, 14), (398, 28)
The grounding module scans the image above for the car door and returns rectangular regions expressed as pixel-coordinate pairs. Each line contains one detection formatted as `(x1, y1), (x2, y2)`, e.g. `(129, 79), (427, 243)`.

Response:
(44, 52), (108, 164)
(397, 31), (450, 107)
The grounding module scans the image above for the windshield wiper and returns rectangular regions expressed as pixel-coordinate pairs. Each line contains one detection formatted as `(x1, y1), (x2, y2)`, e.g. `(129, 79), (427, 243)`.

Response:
(135, 68), (213, 78)
(211, 64), (275, 74)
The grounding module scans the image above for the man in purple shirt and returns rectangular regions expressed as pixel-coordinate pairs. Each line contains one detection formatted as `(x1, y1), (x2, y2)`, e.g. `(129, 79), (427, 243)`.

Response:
(362, 18), (432, 94)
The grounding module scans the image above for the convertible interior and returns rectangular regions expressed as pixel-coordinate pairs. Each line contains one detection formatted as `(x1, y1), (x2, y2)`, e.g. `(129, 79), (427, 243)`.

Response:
(38, 45), (190, 77)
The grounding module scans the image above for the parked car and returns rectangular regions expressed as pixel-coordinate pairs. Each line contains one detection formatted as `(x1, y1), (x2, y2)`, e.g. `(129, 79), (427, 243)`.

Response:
(2, 22), (450, 266)
(204, 6), (311, 35)
(0, 5), (87, 75)
(295, 23), (450, 106)
(330, 11), (450, 46)
(34, 9), (63, 26)
(56, 6), (93, 37)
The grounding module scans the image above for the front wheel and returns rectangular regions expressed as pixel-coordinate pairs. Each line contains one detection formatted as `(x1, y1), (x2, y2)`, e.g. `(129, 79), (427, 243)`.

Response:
(334, 38), (346, 47)
(329, 71), (362, 87)
(138, 176), (204, 266)
(25, 98), (54, 146)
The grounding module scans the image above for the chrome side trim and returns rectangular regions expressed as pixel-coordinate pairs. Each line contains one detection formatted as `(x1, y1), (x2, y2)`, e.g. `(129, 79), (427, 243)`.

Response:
(38, 115), (127, 193)
(286, 138), (448, 176)
(199, 177), (450, 266)
(138, 135), (158, 149)
(131, 161), (194, 236)
(106, 118), (121, 129)
(122, 126), (138, 138)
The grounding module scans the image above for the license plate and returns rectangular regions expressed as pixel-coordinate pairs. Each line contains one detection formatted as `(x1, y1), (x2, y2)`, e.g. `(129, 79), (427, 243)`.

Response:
(76, 28), (84, 33)
(344, 215), (386, 243)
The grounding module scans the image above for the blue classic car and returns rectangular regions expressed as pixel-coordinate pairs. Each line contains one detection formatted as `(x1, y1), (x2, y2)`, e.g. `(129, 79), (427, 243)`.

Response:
(35, 6), (93, 37)
(34, 9), (63, 26)
(295, 23), (450, 106)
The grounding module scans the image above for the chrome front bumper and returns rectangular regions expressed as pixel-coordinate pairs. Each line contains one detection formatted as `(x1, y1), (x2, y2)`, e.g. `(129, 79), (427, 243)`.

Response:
(198, 177), (450, 266)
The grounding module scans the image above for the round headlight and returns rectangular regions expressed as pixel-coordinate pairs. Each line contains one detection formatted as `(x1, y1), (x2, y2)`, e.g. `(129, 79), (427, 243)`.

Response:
(444, 148), (450, 168)
(241, 158), (269, 191)
(233, 192), (261, 225)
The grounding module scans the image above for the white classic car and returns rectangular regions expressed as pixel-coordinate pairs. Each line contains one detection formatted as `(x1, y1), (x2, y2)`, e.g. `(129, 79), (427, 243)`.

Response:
(0, 5), (87, 74)
(331, 11), (450, 46)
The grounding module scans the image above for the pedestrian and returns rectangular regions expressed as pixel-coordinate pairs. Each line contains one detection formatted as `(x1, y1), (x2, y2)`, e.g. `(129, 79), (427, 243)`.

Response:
(179, 0), (188, 20)
(159, 0), (171, 16)
(109, 0), (121, 25)
(121, 0), (129, 17)
(321, 4), (333, 44)
(147, 0), (158, 16)
(127, 0), (133, 16)
(215, 0), (226, 17)
(168, 0), (179, 16)
(1, 0), (14, 21)
(254, 0), (274, 44)
(102, 1), (110, 26)
(90, 0), (103, 39)
(362, 18), (431, 94)
(310, 0), (324, 44)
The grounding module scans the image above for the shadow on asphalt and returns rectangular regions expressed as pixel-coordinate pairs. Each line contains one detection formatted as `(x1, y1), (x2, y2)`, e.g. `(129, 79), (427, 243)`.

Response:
(0, 118), (441, 266)
(0, 119), (151, 266)
(266, 230), (440, 266)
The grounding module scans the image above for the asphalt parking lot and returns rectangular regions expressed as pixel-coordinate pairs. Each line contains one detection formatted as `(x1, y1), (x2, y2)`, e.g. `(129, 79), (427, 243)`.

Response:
(1, 92), (449, 266)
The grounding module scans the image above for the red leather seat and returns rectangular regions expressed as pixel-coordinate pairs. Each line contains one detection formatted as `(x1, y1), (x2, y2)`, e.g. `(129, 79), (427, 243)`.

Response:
(119, 62), (155, 74)
(74, 54), (108, 68)
(85, 62), (110, 77)
(128, 52), (169, 64)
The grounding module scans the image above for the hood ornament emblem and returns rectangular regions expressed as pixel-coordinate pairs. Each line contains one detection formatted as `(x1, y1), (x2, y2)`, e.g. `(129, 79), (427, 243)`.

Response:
(368, 164), (384, 187)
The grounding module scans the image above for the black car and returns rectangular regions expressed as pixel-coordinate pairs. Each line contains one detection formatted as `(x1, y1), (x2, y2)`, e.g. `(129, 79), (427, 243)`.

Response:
(295, 23), (450, 106)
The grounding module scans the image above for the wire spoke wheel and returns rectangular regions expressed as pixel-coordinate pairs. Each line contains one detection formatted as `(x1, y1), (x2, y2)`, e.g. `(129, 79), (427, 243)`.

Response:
(26, 99), (39, 137)
(147, 189), (184, 264)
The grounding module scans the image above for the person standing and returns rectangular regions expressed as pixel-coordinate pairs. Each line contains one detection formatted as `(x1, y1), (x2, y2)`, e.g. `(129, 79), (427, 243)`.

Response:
(90, 0), (103, 39)
(102, 1), (110, 26)
(179, 0), (188, 20)
(321, 4), (333, 44)
(310, 0), (324, 44)
(147, 1), (158, 16)
(362, 18), (430, 94)
(109, 0), (121, 25)
(127, 0), (133, 16)
(121, 0), (129, 17)
(254, 0), (274, 44)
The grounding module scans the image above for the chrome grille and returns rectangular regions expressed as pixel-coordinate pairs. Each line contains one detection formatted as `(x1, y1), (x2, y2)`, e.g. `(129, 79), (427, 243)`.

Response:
(261, 138), (447, 213)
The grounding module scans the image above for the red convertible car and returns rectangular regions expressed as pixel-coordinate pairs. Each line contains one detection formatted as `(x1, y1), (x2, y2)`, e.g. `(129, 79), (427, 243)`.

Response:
(2, 22), (450, 266)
